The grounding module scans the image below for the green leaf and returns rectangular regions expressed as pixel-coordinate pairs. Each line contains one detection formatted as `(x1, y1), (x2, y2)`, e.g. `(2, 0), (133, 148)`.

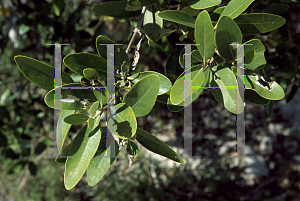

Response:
(64, 113), (89, 125)
(195, 10), (215, 63)
(261, 3), (290, 14)
(83, 68), (99, 81)
(95, 35), (130, 71)
(129, 71), (172, 95)
(244, 39), (266, 71)
(127, 140), (138, 159)
(63, 53), (108, 81)
(211, 65), (244, 114)
(14, 56), (73, 91)
(7, 161), (27, 174)
(189, 0), (221, 9)
(44, 84), (97, 110)
(210, 6), (225, 22)
(179, 6), (200, 16)
(122, 75), (160, 117)
(215, 16), (242, 61)
(220, 0), (254, 19)
(158, 10), (196, 28)
(166, 48), (184, 79)
(170, 66), (207, 105)
(107, 103), (137, 139)
(245, 75), (285, 100)
(143, 6), (163, 42)
(93, 89), (107, 109)
(121, 61), (130, 75)
(89, 101), (100, 117)
(88, 117), (95, 129)
(86, 130), (120, 186)
(149, 36), (170, 52)
(57, 110), (75, 153)
(245, 89), (270, 105)
(53, 0), (64, 16)
(55, 143), (72, 164)
(91, 1), (141, 18)
(80, 77), (90, 85)
(215, 56), (224, 65)
(234, 13), (286, 35)
(179, 46), (200, 68)
(64, 116), (101, 190)
(125, 0), (158, 11)
(136, 128), (183, 163)
(244, 50), (255, 64)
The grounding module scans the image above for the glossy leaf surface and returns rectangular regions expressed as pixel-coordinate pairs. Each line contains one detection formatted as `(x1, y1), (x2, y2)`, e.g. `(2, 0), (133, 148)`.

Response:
(122, 75), (160, 117)
(57, 110), (75, 153)
(44, 84), (97, 110)
(86, 128), (120, 186)
(215, 16), (242, 61)
(143, 6), (163, 42)
(127, 140), (138, 159)
(220, 0), (254, 19)
(211, 65), (244, 114)
(189, 0), (221, 9)
(63, 53), (108, 81)
(64, 116), (101, 190)
(245, 75), (285, 100)
(234, 13), (286, 35)
(245, 89), (270, 105)
(136, 128), (183, 163)
(95, 35), (130, 71)
(129, 71), (172, 95)
(244, 39), (266, 70)
(195, 10), (215, 62)
(107, 103), (137, 139)
(14, 56), (73, 91)
(64, 113), (89, 125)
(158, 10), (196, 28)
(89, 101), (100, 117)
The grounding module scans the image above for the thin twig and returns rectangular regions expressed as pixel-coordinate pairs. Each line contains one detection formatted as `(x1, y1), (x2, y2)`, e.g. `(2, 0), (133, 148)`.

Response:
(125, 6), (147, 54)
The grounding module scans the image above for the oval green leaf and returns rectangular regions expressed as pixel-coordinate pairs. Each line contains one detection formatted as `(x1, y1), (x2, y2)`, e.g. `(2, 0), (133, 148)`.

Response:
(57, 110), (75, 153)
(64, 116), (101, 190)
(89, 101), (100, 117)
(158, 10), (196, 28)
(189, 0), (221, 10)
(107, 103), (137, 139)
(88, 117), (95, 129)
(220, 0), (254, 19)
(95, 35), (130, 71)
(136, 128), (183, 163)
(215, 16), (242, 61)
(122, 75), (160, 117)
(130, 71), (172, 95)
(64, 113), (89, 125)
(93, 89), (108, 109)
(170, 66), (207, 105)
(195, 10), (215, 63)
(55, 143), (73, 164)
(63, 53), (108, 81)
(245, 89), (270, 105)
(244, 39), (266, 70)
(211, 65), (244, 114)
(44, 84), (98, 110)
(143, 6), (163, 42)
(86, 130), (120, 186)
(245, 75), (285, 100)
(234, 13), (286, 35)
(14, 56), (73, 91)
(91, 1), (141, 18)
(83, 68), (99, 81)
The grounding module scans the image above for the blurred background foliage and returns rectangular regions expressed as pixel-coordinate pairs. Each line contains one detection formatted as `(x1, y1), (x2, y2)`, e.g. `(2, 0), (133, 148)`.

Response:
(0, 0), (300, 200)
